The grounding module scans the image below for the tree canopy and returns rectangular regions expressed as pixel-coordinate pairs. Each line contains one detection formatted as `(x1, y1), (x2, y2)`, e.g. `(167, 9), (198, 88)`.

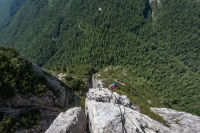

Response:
(0, 0), (199, 116)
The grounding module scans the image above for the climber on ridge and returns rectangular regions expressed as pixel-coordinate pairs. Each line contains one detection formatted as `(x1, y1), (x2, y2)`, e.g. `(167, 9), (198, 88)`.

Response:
(109, 83), (117, 91)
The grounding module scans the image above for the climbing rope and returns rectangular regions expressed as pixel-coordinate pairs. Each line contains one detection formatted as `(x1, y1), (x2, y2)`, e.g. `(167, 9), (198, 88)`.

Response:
(110, 90), (127, 133)
(100, 88), (138, 133)
(107, 88), (138, 133)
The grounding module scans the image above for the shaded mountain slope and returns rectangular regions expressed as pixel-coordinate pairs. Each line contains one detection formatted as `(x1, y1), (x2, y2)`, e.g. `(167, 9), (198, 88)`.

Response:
(0, 0), (199, 116)
(0, 0), (25, 37)
(0, 47), (76, 133)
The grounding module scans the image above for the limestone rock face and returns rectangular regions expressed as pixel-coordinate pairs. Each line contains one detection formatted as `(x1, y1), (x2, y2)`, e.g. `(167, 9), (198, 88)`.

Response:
(85, 88), (200, 133)
(45, 86), (200, 133)
(32, 64), (69, 108)
(151, 108), (200, 133)
(0, 64), (74, 133)
(45, 107), (86, 133)
(85, 88), (170, 133)
(92, 74), (104, 88)
(86, 100), (171, 133)
(86, 88), (131, 108)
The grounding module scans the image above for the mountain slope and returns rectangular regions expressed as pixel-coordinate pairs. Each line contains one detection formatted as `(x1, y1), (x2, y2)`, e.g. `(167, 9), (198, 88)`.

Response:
(0, 46), (76, 133)
(0, 0), (199, 116)
(92, 66), (167, 124)
(0, 0), (25, 36)
(0, 0), (152, 66)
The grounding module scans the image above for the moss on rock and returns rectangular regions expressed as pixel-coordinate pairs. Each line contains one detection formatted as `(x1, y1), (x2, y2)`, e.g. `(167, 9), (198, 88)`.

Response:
(0, 46), (49, 98)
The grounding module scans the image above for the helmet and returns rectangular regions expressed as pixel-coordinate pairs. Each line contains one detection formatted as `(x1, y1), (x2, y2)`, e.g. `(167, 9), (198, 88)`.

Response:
(113, 83), (116, 86)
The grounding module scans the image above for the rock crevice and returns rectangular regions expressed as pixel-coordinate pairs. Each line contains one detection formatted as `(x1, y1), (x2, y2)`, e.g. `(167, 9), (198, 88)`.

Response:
(45, 107), (86, 133)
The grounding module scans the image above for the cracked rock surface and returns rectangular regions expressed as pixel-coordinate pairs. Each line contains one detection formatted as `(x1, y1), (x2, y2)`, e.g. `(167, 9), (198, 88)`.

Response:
(86, 88), (170, 133)
(151, 108), (200, 133)
(45, 107), (86, 133)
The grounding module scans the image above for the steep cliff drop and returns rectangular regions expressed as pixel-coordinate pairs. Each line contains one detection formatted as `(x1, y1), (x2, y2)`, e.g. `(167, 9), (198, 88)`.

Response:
(46, 75), (200, 133)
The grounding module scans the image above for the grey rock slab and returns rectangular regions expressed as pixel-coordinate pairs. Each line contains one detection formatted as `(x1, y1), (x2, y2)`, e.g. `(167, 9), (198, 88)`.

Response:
(92, 75), (104, 88)
(85, 100), (170, 133)
(86, 88), (131, 108)
(151, 108), (200, 133)
(46, 107), (86, 133)
(85, 88), (170, 133)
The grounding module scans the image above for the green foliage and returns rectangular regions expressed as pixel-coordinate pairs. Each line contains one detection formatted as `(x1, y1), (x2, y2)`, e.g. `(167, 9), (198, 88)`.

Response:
(70, 79), (87, 95)
(80, 96), (86, 109)
(97, 66), (163, 107)
(0, 46), (48, 98)
(72, 65), (96, 79)
(0, 115), (15, 133)
(51, 65), (95, 108)
(0, 108), (40, 132)
(52, 65), (95, 96)
(139, 105), (169, 126)
(19, 109), (40, 128)
(96, 66), (168, 124)
(0, 0), (25, 38)
(0, 0), (200, 116)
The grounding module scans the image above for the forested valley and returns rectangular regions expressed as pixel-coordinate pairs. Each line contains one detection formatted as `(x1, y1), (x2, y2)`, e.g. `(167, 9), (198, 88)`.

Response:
(0, 0), (199, 116)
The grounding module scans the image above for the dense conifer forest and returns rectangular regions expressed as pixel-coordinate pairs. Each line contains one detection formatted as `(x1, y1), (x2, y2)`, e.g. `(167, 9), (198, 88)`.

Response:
(0, 0), (199, 116)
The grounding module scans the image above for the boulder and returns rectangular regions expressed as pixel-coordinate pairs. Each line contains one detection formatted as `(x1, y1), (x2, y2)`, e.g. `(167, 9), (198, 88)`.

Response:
(86, 88), (200, 133)
(86, 88), (131, 108)
(85, 88), (170, 133)
(151, 108), (200, 133)
(45, 107), (86, 133)
(86, 100), (172, 133)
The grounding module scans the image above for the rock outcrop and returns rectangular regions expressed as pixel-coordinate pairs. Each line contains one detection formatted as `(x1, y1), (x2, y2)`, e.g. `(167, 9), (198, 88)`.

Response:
(45, 87), (200, 133)
(85, 88), (200, 133)
(85, 88), (170, 133)
(86, 88), (132, 108)
(151, 108), (200, 133)
(0, 64), (75, 133)
(45, 107), (86, 133)
(44, 73), (200, 133)
(92, 74), (104, 88)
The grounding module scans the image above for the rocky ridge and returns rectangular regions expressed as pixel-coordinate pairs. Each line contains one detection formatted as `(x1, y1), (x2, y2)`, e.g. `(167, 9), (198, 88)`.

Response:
(151, 108), (200, 133)
(46, 83), (200, 133)
(85, 88), (169, 133)
(0, 64), (75, 133)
